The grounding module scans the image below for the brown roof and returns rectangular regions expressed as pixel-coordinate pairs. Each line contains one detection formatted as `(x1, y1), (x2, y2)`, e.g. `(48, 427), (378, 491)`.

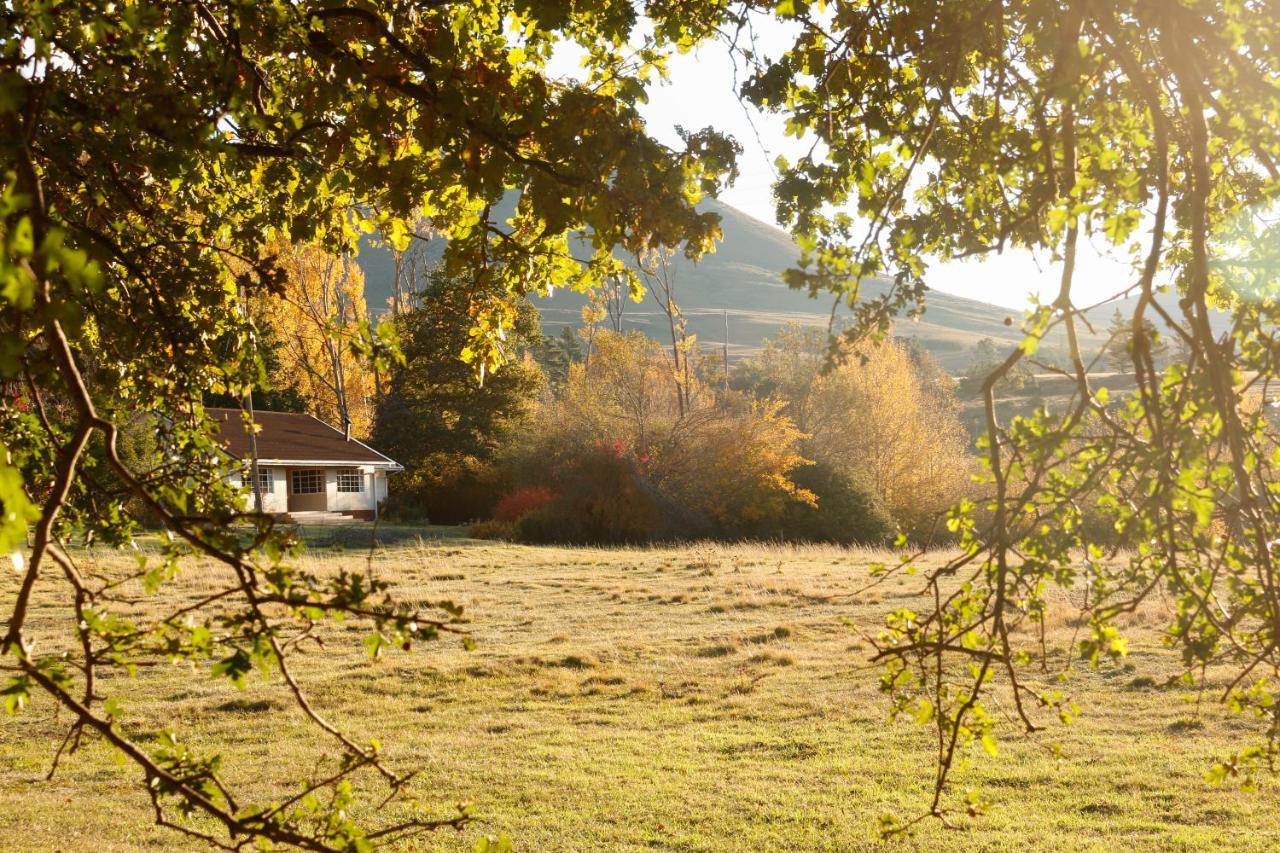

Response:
(208, 408), (398, 466)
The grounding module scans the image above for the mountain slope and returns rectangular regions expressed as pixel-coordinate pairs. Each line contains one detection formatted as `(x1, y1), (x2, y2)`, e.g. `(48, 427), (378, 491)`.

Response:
(355, 199), (1103, 372)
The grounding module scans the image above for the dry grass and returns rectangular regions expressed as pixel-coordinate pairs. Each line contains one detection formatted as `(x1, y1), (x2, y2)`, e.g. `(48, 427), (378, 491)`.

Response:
(2, 528), (1279, 850)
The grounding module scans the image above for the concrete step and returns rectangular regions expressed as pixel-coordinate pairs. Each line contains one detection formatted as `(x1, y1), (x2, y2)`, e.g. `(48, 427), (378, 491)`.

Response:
(283, 511), (366, 525)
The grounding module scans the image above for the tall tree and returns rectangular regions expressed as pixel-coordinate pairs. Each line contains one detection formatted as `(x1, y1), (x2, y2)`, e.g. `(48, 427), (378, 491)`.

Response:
(530, 326), (585, 390)
(374, 266), (543, 523)
(386, 223), (434, 318)
(638, 247), (695, 415)
(740, 325), (971, 532)
(0, 2), (739, 846)
(258, 240), (376, 437)
(745, 0), (1280, 827)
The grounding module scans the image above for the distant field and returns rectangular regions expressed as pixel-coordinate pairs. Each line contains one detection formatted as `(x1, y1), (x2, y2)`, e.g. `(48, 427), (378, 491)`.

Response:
(957, 372), (1144, 435)
(3, 528), (1278, 851)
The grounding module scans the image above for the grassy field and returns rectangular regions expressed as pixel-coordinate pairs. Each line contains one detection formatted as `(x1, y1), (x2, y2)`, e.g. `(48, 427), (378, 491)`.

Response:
(3, 527), (1279, 851)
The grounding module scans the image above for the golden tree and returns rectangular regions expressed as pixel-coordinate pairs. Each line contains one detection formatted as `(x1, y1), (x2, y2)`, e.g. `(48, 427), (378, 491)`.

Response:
(745, 325), (971, 532)
(539, 330), (812, 536)
(812, 338), (970, 531)
(257, 241), (378, 438)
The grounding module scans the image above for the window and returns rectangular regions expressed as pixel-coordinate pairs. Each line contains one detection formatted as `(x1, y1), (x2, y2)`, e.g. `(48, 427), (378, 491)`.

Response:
(240, 468), (273, 492)
(337, 469), (365, 493)
(290, 469), (325, 495)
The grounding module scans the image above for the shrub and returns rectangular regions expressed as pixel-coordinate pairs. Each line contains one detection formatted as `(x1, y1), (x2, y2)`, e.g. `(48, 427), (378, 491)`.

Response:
(380, 495), (430, 524)
(513, 506), (586, 544)
(775, 461), (894, 545)
(494, 486), (556, 523)
(515, 442), (670, 545)
(656, 398), (813, 538)
(386, 454), (510, 524)
(467, 519), (517, 541)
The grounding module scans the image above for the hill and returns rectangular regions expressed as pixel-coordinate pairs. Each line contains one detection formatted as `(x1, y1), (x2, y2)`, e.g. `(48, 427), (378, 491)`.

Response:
(355, 198), (1120, 372)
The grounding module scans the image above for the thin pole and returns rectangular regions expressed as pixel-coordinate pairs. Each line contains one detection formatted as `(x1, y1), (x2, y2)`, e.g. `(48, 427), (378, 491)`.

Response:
(240, 285), (263, 514)
(722, 309), (729, 395)
(245, 391), (263, 514)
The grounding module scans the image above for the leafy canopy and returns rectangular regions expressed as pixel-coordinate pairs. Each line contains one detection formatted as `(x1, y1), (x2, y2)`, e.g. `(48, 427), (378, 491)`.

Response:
(0, 0), (739, 847)
(737, 324), (971, 535)
(12, 0), (1280, 842)
(742, 0), (1280, 830)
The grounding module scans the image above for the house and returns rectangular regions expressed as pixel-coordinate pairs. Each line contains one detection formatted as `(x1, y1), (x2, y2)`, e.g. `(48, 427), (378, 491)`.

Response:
(210, 408), (402, 522)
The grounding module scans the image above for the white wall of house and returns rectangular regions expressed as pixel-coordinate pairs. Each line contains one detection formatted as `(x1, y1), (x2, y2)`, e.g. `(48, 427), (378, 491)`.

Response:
(227, 465), (288, 514)
(328, 467), (372, 513)
(228, 464), (391, 516)
(262, 466), (288, 513)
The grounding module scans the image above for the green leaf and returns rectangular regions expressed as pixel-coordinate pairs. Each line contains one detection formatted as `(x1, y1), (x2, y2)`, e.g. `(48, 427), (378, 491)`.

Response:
(0, 456), (39, 555)
(211, 649), (253, 688)
(1, 675), (30, 715)
(9, 216), (33, 256)
(364, 632), (387, 659)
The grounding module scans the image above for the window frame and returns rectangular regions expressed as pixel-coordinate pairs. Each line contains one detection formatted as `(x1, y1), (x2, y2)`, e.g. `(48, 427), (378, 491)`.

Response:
(290, 469), (325, 495)
(336, 469), (365, 493)
(240, 468), (273, 493)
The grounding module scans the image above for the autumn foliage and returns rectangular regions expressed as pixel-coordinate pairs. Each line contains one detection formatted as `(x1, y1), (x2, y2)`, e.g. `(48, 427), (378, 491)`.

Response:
(497, 331), (818, 543)
(493, 486), (556, 523)
(735, 325), (971, 539)
(254, 240), (379, 438)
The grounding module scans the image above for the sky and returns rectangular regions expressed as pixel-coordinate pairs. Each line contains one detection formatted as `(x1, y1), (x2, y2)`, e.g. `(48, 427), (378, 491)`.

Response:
(616, 35), (1141, 312)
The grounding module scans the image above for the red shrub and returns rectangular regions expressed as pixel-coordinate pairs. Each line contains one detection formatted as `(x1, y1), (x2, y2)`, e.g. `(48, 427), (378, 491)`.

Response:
(515, 445), (672, 544)
(494, 486), (557, 523)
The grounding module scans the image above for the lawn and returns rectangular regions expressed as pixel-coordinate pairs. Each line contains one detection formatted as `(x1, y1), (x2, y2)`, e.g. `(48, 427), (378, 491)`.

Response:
(2, 528), (1278, 851)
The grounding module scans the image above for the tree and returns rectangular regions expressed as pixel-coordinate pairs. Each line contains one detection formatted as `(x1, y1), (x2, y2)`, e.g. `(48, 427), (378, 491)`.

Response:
(957, 337), (1037, 398)
(523, 330), (813, 540)
(598, 272), (633, 333)
(731, 324), (828, 431)
(740, 325), (971, 535)
(530, 326), (584, 389)
(637, 246), (695, 415)
(745, 0), (1280, 828)
(374, 266), (542, 523)
(256, 240), (377, 438)
(562, 330), (677, 455)
(204, 319), (308, 414)
(809, 338), (970, 534)
(899, 335), (959, 410)
(386, 220), (435, 318)
(1101, 307), (1169, 373)
(0, 2), (739, 846)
